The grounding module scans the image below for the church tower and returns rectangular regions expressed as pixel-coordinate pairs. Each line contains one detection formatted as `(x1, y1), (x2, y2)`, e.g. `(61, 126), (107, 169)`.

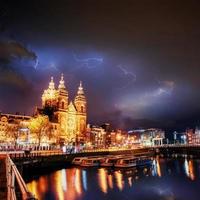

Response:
(57, 74), (68, 110)
(42, 77), (57, 107)
(56, 74), (68, 139)
(67, 101), (77, 143)
(74, 81), (87, 135)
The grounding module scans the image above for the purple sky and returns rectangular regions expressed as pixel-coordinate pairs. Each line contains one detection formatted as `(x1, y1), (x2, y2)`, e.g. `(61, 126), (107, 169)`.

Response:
(1, 0), (200, 131)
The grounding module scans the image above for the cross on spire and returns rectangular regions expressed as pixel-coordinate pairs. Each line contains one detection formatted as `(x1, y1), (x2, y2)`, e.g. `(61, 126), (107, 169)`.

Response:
(77, 81), (84, 95)
(58, 73), (66, 89)
(48, 76), (55, 90)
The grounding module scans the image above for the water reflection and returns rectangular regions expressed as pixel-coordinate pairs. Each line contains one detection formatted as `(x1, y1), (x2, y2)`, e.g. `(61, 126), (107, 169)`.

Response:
(184, 158), (195, 180)
(27, 176), (48, 200)
(61, 169), (67, 192)
(152, 157), (162, 177)
(82, 170), (87, 191)
(188, 160), (195, 180)
(27, 180), (41, 200)
(115, 170), (124, 191)
(26, 157), (200, 200)
(75, 168), (82, 195)
(54, 171), (64, 200)
(98, 168), (108, 193)
(128, 177), (132, 187)
(108, 174), (113, 189)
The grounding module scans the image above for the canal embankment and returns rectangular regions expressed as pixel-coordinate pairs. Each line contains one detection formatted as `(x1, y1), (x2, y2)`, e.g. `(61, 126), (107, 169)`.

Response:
(155, 145), (200, 158)
(11, 148), (154, 180)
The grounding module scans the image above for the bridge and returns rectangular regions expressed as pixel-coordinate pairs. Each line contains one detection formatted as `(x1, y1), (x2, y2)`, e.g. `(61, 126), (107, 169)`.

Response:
(152, 144), (200, 156)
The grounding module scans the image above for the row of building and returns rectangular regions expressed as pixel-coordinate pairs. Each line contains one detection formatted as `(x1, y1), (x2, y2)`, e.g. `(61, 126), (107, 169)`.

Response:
(0, 74), (166, 148)
(84, 125), (165, 148)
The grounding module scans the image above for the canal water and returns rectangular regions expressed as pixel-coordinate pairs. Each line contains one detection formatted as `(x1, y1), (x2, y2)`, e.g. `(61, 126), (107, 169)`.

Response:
(26, 157), (200, 200)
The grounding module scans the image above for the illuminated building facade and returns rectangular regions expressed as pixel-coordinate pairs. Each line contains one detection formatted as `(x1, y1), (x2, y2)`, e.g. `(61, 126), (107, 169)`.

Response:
(107, 130), (128, 147)
(37, 74), (87, 144)
(186, 128), (200, 144)
(0, 74), (87, 146)
(128, 128), (165, 146)
(0, 113), (31, 145)
(85, 125), (106, 148)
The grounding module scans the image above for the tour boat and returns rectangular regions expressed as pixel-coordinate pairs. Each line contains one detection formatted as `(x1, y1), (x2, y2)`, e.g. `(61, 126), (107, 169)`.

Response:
(72, 157), (88, 165)
(100, 156), (126, 167)
(80, 157), (105, 167)
(115, 156), (152, 168)
(114, 157), (136, 168)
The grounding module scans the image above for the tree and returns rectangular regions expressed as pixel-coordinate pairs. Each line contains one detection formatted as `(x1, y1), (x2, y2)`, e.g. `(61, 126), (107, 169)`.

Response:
(5, 120), (21, 148)
(46, 124), (56, 144)
(28, 115), (49, 146)
(5, 124), (19, 147)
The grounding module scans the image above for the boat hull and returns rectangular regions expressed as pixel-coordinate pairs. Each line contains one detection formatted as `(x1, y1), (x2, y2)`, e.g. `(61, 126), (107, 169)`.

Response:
(100, 163), (114, 167)
(80, 163), (99, 167)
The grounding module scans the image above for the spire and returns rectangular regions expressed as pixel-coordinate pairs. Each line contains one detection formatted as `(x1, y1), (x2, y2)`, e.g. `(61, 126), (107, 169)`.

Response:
(42, 76), (57, 107)
(48, 76), (55, 90)
(58, 73), (66, 89)
(77, 81), (84, 95)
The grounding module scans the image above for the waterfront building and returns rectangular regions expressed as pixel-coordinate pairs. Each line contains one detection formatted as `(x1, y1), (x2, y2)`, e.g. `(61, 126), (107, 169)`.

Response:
(127, 133), (141, 147)
(108, 129), (128, 147)
(128, 128), (165, 146)
(173, 131), (187, 144)
(0, 113), (31, 146)
(85, 125), (106, 148)
(110, 130), (116, 145)
(186, 128), (200, 144)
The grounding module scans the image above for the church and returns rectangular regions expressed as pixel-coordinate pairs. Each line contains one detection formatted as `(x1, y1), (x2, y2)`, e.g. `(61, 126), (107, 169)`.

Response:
(0, 74), (87, 146)
(37, 74), (87, 144)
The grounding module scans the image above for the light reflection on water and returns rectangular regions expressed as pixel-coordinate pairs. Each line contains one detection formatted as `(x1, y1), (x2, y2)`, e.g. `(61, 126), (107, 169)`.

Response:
(26, 157), (200, 200)
(184, 158), (195, 181)
(98, 168), (108, 193)
(114, 170), (124, 191)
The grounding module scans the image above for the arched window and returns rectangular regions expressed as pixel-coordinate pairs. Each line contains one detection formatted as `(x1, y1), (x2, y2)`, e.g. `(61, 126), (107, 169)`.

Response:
(81, 106), (84, 112)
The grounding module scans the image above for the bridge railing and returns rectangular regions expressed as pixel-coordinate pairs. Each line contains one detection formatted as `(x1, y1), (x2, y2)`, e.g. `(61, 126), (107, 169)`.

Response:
(151, 143), (200, 148)
(8, 150), (65, 159)
(6, 154), (36, 200)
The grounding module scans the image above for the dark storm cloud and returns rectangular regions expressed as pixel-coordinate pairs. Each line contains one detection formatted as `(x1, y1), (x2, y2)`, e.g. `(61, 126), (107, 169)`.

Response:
(0, 38), (38, 88)
(0, 37), (40, 114)
(0, 40), (37, 68)
(1, 0), (200, 131)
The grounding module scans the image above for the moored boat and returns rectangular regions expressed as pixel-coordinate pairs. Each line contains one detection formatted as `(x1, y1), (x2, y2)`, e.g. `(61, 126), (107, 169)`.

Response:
(114, 157), (136, 168)
(72, 157), (88, 165)
(80, 157), (105, 167)
(100, 155), (128, 167)
(115, 156), (152, 168)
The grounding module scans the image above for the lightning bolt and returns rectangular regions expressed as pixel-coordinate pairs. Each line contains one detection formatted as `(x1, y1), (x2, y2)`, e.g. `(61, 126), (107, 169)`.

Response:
(35, 61), (61, 72)
(73, 53), (103, 69)
(34, 58), (39, 69)
(116, 64), (137, 89)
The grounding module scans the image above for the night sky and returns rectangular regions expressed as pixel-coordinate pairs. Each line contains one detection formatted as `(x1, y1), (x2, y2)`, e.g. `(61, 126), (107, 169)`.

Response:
(1, 0), (200, 132)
